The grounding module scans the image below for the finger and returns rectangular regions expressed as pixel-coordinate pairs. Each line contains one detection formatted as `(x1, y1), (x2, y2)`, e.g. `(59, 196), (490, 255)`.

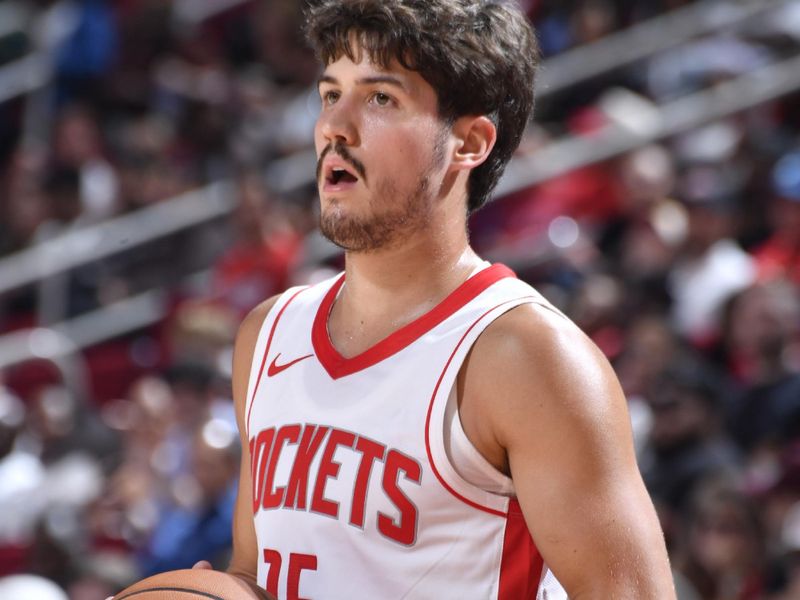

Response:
(193, 560), (213, 570)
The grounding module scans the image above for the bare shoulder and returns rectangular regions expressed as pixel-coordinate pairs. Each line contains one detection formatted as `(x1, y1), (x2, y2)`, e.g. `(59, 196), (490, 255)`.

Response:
(475, 300), (604, 373)
(231, 295), (282, 416)
(464, 300), (626, 428)
(458, 298), (637, 480)
(236, 295), (282, 352)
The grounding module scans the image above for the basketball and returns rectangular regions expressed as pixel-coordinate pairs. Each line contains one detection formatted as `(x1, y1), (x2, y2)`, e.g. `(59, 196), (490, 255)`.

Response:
(113, 569), (266, 600)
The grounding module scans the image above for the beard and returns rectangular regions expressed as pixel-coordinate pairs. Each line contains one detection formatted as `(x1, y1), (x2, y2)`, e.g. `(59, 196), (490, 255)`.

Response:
(320, 176), (433, 252)
(318, 133), (448, 253)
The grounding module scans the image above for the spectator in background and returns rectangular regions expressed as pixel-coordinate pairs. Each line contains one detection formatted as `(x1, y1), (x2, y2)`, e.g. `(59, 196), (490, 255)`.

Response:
(78, 377), (179, 579)
(668, 165), (756, 347)
(566, 271), (626, 359)
(642, 356), (741, 521)
(36, 165), (84, 239)
(754, 444), (800, 563)
(673, 479), (773, 600)
(0, 146), (49, 257)
(35, 164), (105, 320)
(23, 383), (118, 472)
(0, 574), (68, 600)
(571, 0), (617, 45)
(600, 144), (680, 314)
(754, 151), (800, 285)
(210, 172), (301, 318)
(615, 314), (680, 400)
(155, 363), (222, 479)
(114, 115), (189, 213)
(168, 304), (238, 373)
(251, 0), (318, 88)
(0, 381), (117, 591)
(52, 0), (118, 108)
(150, 28), (234, 181)
(115, 376), (177, 474)
(0, 384), (44, 576)
(722, 281), (800, 453)
(777, 499), (800, 600)
(137, 418), (239, 575)
(50, 104), (119, 223)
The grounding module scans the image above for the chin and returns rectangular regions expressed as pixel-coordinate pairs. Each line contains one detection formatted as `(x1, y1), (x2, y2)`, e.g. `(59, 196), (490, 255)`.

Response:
(319, 211), (390, 253)
(320, 195), (371, 222)
(320, 200), (347, 223)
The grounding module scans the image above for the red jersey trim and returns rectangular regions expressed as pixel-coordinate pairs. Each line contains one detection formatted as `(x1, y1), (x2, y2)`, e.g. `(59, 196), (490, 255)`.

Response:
(245, 287), (310, 438)
(498, 498), (544, 600)
(424, 296), (538, 518)
(312, 263), (516, 380)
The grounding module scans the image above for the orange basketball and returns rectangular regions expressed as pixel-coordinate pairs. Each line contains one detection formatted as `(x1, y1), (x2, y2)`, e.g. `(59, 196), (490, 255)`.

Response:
(113, 569), (267, 600)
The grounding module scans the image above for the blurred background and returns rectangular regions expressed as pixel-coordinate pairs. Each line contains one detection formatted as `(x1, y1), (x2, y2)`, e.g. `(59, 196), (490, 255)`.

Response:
(1, 0), (800, 598)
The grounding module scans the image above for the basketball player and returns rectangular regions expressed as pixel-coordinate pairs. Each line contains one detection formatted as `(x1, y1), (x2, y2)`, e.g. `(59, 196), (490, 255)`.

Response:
(199, 1), (676, 598)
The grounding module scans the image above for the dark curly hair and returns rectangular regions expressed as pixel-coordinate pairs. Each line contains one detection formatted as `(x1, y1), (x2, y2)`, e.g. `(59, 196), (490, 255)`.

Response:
(304, 0), (539, 213)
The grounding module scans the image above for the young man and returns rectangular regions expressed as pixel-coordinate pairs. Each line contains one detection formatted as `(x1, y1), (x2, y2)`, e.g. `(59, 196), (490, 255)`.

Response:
(217, 1), (675, 598)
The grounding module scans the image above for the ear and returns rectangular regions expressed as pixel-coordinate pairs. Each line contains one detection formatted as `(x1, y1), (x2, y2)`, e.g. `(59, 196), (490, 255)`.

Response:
(450, 115), (497, 172)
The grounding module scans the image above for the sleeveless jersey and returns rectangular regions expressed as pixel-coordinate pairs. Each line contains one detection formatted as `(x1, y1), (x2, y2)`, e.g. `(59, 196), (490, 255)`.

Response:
(245, 263), (565, 599)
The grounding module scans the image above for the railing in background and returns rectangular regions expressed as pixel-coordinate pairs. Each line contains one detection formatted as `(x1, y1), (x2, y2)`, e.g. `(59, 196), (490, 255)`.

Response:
(0, 327), (92, 405)
(536, 0), (791, 96)
(496, 51), (800, 196)
(0, 1), (31, 44)
(0, 181), (234, 297)
(0, 52), (48, 105)
(1, 0), (799, 390)
(2, 51), (800, 372)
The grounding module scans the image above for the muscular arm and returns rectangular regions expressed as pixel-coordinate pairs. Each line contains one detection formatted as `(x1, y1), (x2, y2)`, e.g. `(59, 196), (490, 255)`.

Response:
(459, 304), (675, 599)
(226, 296), (281, 600)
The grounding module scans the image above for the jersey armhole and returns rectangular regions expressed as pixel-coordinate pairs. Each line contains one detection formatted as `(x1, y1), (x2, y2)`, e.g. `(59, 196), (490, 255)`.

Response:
(443, 384), (516, 497)
(425, 296), (539, 515)
(426, 294), (574, 514)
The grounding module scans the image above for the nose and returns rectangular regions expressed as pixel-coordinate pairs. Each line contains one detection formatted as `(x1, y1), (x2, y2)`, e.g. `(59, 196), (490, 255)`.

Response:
(318, 98), (359, 147)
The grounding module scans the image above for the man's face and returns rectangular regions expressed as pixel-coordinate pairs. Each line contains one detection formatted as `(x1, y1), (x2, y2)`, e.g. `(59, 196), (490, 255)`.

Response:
(314, 46), (451, 252)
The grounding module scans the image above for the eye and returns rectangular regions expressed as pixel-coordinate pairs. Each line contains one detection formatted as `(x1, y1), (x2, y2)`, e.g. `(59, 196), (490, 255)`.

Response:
(322, 90), (340, 105)
(371, 92), (393, 106)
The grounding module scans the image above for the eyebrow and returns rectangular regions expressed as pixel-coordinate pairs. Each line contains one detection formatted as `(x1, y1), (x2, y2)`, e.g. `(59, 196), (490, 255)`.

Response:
(317, 74), (408, 92)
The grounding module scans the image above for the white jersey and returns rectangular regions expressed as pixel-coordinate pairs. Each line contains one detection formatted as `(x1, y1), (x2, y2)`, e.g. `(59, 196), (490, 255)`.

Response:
(245, 263), (566, 599)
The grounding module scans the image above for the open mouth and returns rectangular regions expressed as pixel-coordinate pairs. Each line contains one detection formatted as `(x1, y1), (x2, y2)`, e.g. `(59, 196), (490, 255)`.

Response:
(327, 167), (359, 185)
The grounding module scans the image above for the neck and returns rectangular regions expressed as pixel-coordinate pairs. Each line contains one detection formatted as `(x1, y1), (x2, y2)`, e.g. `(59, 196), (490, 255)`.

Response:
(342, 181), (484, 302)
(327, 210), (485, 357)
(342, 224), (482, 308)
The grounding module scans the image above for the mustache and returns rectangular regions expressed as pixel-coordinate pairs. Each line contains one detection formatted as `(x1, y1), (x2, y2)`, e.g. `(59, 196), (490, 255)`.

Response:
(316, 142), (367, 183)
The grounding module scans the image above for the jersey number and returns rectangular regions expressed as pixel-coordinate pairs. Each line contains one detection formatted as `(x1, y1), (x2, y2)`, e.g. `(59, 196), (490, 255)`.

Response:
(263, 548), (317, 599)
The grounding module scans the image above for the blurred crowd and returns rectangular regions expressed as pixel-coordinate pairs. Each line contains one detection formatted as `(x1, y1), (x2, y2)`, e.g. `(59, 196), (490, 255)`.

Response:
(2, 0), (800, 599)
